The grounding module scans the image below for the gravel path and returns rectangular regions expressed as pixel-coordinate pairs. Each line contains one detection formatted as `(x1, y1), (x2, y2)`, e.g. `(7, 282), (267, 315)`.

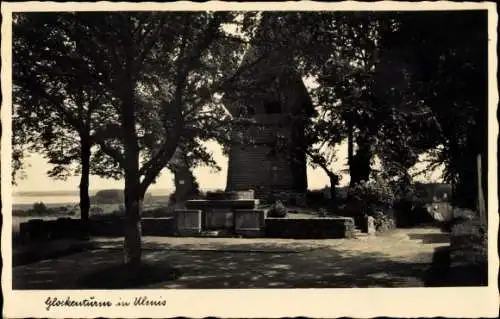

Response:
(13, 227), (449, 289)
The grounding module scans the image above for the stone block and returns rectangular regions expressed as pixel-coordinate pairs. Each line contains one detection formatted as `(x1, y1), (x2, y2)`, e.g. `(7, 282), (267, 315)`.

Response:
(185, 199), (259, 209)
(265, 217), (355, 239)
(234, 209), (266, 237)
(204, 209), (234, 230)
(366, 215), (376, 236)
(206, 190), (255, 200)
(175, 209), (202, 235)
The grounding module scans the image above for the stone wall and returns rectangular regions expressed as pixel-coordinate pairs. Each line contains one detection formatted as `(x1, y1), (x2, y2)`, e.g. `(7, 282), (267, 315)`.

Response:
(91, 218), (177, 237)
(19, 218), (87, 242)
(141, 217), (176, 236)
(264, 217), (355, 239)
(19, 217), (177, 242)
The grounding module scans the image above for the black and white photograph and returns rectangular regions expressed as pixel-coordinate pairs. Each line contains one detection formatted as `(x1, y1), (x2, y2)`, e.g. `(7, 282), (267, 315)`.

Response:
(1, 1), (498, 318)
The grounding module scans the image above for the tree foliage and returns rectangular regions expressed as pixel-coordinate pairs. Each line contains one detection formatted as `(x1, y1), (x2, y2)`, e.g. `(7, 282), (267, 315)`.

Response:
(13, 13), (116, 227)
(13, 11), (257, 265)
(248, 11), (487, 212)
(383, 11), (488, 209)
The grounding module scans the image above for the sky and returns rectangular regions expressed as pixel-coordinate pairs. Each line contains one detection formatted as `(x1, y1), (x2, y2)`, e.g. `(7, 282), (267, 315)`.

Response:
(13, 139), (444, 194)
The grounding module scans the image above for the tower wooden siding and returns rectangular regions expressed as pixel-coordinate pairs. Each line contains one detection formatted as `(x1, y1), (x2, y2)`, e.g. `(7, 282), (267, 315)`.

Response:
(223, 47), (314, 201)
(226, 144), (294, 192)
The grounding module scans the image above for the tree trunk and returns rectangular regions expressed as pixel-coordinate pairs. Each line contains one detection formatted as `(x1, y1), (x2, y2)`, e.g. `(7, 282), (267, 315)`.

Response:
(122, 134), (143, 266)
(347, 121), (354, 179)
(79, 135), (91, 236)
(120, 86), (143, 267)
(328, 173), (339, 208)
(123, 177), (143, 267)
(122, 117), (143, 266)
(350, 141), (372, 186)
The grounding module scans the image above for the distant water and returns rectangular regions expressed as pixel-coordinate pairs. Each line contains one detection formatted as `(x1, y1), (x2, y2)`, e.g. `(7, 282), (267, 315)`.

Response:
(11, 188), (173, 206)
(13, 195), (80, 205)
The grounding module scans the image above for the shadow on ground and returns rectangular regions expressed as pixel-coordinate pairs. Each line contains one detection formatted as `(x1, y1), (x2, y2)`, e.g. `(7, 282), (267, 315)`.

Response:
(13, 227), (461, 289)
(14, 247), (433, 289)
(77, 263), (182, 289)
(424, 246), (487, 286)
(92, 237), (334, 252)
(13, 239), (98, 266)
(407, 232), (450, 244)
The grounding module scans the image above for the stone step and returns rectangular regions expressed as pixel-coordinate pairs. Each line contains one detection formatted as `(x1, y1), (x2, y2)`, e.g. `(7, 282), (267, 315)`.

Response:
(200, 230), (234, 238)
(185, 199), (259, 210)
(206, 190), (255, 200)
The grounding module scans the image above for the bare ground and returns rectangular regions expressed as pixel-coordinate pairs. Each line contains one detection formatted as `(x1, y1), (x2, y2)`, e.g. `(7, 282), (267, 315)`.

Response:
(12, 227), (450, 289)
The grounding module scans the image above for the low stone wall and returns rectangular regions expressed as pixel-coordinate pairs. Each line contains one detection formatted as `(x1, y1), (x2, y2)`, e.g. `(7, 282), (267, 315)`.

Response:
(141, 217), (176, 236)
(20, 215), (355, 241)
(92, 218), (177, 237)
(89, 219), (124, 237)
(20, 218), (87, 242)
(19, 217), (177, 242)
(264, 217), (355, 239)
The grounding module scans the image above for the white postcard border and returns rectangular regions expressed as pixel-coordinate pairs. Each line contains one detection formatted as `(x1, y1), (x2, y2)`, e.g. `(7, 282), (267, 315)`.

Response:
(1, 2), (498, 318)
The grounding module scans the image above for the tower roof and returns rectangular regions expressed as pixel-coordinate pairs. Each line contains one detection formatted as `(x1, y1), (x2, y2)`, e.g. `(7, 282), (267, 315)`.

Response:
(222, 24), (314, 117)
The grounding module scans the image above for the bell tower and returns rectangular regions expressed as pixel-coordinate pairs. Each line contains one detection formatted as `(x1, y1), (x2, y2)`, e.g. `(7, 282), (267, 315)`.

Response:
(224, 63), (313, 205)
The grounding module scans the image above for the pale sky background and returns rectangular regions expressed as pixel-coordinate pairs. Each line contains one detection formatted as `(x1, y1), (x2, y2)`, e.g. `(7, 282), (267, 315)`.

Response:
(13, 139), (444, 194)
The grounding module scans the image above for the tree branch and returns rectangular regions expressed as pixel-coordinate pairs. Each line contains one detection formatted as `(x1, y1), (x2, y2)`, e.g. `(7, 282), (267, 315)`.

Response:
(306, 149), (335, 177)
(138, 14), (226, 194)
(135, 15), (166, 70)
(90, 134), (125, 168)
(21, 73), (83, 133)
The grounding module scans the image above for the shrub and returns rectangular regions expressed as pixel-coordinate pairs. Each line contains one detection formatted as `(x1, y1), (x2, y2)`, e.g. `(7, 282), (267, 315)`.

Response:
(306, 189), (329, 207)
(267, 200), (287, 218)
(395, 199), (436, 227)
(414, 183), (452, 203)
(90, 206), (104, 215)
(440, 207), (477, 232)
(32, 202), (49, 215)
(348, 177), (396, 231)
(373, 210), (395, 232)
(348, 177), (395, 215)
